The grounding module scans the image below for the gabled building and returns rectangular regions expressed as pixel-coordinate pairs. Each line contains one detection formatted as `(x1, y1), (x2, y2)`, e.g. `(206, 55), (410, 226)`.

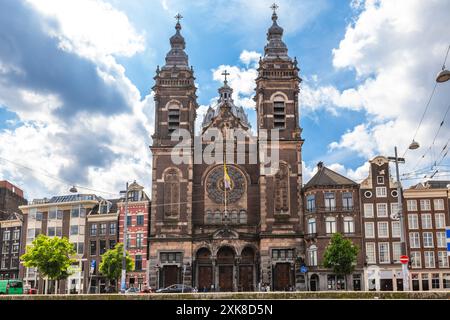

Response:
(303, 162), (364, 291)
(85, 198), (119, 293)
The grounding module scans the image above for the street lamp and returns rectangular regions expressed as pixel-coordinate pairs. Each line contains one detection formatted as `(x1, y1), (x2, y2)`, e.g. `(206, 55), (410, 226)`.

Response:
(182, 262), (190, 293)
(388, 142), (420, 291)
(436, 45), (450, 83)
(69, 185), (83, 294)
(119, 182), (130, 293)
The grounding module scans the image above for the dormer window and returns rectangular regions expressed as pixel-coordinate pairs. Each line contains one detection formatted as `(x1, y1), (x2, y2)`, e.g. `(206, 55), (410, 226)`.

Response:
(99, 201), (110, 214)
(168, 104), (180, 133)
(273, 96), (285, 129)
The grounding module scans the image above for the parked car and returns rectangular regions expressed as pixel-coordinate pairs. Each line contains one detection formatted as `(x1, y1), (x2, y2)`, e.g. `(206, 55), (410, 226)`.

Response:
(125, 287), (141, 294)
(105, 286), (117, 294)
(156, 284), (194, 293)
(140, 286), (154, 293)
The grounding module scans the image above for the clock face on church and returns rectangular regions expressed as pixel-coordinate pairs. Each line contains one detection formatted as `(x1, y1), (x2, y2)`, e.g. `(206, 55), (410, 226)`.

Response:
(206, 166), (245, 204)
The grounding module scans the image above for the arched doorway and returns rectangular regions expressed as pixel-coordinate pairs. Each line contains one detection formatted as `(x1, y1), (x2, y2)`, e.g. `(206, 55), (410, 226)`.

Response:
(196, 248), (213, 292)
(239, 247), (256, 292)
(273, 263), (294, 291)
(310, 274), (319, 291)
(217, 247), (235, 292)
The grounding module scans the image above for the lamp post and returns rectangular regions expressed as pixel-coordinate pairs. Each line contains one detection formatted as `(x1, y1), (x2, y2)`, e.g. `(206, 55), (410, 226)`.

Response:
(182, 261), (190, 293)
(436, 45), (450, 83)
(120, 182), (130, 293)
(388, 142), (420, 291)
(69, 186), (83, 294)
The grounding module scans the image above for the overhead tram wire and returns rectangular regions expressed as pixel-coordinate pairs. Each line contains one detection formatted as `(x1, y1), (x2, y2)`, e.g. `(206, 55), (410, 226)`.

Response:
(402, 44), (450, 159)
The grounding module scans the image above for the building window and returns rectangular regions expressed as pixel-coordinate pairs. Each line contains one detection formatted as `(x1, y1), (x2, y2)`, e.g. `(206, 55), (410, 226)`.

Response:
(231, 210), (238, 224)
(365, 222), (375, 238)
(325, 217), (336, 234)
(378, 243), (390, 264)
(136, 215), (144, 226)
(126, 216), (132, 226)
(343, 217), (354, 234)
(376, 203), (388, 217)
(421, 214), (432, 229)
(1, 258), (7, 269)
(205, 210), (213, 224)
(109, 223), (116, 235)
(409, 232), (420, 248)
(168, 104), (180, 133)
(239, 210), (247, 224)
(99, 240), (107, 255)
(377, 176), (384, 184)
(135, 255), (143, 271)
(126, 235), (131, 248)
(342, 192), (353, 210)
(363, 204), (374, 218)
(392, 242), (401, 262)
(308, 246), (317, 266)
(391, 190), (398, 197)
(306, 195), (315, 212)
(164, 169), (181, 218)
(424, 251), (435, 268)
(10, 257), (19, 269)
(274, 163), (289, 214)
(433, 199), (445, 211)
(377, 222), (389, 238)
(271, 249), (294, 260)
(435, 213), (445, 229)
(324, 193), (336, 211)
(307, 218), (316, 234)
(391, 221), (401, 238)
(423, 232), (434, 248)
(438, 251), (449, 268)
(444, 274), (450, 289)
(136, 233), (144, 249)
(90, 241), (97, 256)
(49, 207), (63, 220)
(375, 187), (387, 198)
(214, 211), (221, 224)
(420, 199), (431, 211)
(12, 243), (19, 254)
(99, 223), (107, 236)
(160, 252), (182, 263)
(437, 232), (446, 248)
(364, 191), (372, 198)
(366, 243), (376, 264)
(70, 225), (79, 236)
(71, 206), (86, 218)
(99, 202), (109, 214)
(75, 242), (84, 255)
(408, 214), (419, 229)
(47, 227), (62, 237)
(431, 273), (440, 289)
(407, 200), (417, 211)
(273, 99), (286, 129)
(3, 230), (10, 241)
(390, 203), (399, 217)
(90, 224), (97, 236)
(411, 252), (421, 268)
(12, 230), (20, 240)
(109, 240), (116, 250)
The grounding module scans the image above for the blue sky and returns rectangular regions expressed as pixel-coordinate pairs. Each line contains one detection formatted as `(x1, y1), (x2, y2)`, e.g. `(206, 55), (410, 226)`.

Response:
(0, 0), (449, 199)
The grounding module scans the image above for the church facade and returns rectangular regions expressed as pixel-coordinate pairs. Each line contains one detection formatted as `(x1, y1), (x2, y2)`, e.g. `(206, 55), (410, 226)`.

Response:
(149, 9), (305, 292)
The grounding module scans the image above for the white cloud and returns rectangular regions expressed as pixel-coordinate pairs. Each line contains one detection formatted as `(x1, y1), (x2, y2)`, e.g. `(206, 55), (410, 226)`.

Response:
(239, 50), (261, 67)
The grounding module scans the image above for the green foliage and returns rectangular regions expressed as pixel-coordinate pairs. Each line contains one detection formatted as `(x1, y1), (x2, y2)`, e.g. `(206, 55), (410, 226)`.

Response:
(323, 233), (359, 276)
(20, 234), (76, 281)
(99, 243), (133, 281)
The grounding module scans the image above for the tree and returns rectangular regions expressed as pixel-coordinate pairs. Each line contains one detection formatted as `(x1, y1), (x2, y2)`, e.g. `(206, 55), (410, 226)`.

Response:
(323, 233), (359, 290)
(21, 234), (76, 294)
(99, 243), (133, 290)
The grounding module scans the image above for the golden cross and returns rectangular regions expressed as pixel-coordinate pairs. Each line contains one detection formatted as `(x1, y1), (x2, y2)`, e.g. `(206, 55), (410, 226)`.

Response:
(270, 3), (279, 14)
(175, 13), (183, 23)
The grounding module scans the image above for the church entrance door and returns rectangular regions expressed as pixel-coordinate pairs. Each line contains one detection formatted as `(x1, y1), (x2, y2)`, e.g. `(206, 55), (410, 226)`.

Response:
(273, 263), (292, 291)
(161, 265), (179, 288)
(219, 266), (233, 291)
(239, 266), (253, 291)
(198, 266), (213, 292)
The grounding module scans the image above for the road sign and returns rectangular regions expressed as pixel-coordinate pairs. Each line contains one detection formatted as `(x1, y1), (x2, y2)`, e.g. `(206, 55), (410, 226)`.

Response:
(300, 265), (308, 273)
(446, 227), (450, 256)
(400, 255), (409, 264)
(90, 260), (96, 273)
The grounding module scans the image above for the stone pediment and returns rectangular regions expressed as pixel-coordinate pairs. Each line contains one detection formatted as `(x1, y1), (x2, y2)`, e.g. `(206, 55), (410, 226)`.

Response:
(212, 227), (239, 240)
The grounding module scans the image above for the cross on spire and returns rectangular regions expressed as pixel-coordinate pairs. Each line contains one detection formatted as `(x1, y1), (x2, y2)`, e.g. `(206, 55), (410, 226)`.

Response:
(174, 13), (183, 23)
(222, 70), (230, 84)
(270, 3), (279, 14)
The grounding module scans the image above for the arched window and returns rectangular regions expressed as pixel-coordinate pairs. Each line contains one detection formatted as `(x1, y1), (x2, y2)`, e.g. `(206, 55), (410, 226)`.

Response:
(205, 210), (213, 224)
(168, 104), (180, 133)
(239, 210), (247, 224)
(325, 217), (336, 234)
(164, 169), (180, 218)
(343, 216), (355, 234)
(308, 218), (316, 234)
(231, 210), (238, 224)
(275, 163), (289, 214)
(273, 96), (285, 129)
(99, 200), (109, 214)
(308, 245), (318, 266)
(214, 210), (221, 224)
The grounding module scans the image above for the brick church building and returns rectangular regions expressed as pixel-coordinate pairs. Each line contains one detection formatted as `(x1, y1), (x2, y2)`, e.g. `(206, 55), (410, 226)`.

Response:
(149, 8), (305, 291)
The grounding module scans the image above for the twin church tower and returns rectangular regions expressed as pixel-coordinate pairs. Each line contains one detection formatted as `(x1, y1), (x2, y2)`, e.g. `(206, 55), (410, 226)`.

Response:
(149, 6), (305, 291)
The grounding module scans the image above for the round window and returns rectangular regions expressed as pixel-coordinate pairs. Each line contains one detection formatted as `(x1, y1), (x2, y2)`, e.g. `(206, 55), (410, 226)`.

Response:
(364, 191), (372, 198)
(391, 190), (398, 197)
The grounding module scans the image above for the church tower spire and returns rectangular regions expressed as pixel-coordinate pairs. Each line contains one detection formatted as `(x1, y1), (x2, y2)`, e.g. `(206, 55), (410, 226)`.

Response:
(264, 3), (289, 60)
(164, 13), (189, 69)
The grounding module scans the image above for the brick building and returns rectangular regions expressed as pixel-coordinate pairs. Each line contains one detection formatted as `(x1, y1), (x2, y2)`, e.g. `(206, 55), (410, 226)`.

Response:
(403, 181), (450, 290)
(85, 199), (119, 293)
(118, 181), (150, 290)
(19, 194), (99, 294)
(303, 162), (365, 291)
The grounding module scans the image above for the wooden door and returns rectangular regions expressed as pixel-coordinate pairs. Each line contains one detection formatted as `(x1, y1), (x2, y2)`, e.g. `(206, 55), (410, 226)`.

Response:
(219, 266), (233, 291)
(198, 266), (212, 291)
(239, 266), (253, 291)
(274, 263), (291, 291)
(162, 265), (179, 288)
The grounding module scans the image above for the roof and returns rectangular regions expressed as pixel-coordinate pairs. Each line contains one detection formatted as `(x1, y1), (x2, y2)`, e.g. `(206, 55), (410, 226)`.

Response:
(304, 163), (357, 189)
(410, 180), (450, 190)
(48, 194), (99, 203)
(89, 198), (120, 215)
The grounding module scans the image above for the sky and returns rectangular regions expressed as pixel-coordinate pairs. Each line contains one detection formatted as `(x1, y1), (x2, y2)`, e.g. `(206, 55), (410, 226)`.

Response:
(0, 0), (449, 200)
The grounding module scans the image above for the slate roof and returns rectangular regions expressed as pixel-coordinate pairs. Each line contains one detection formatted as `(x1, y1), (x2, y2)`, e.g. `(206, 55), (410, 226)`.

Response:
(89, 198), (120, 215)
(304, 163), (357, 189)
(411, 180), (450, 190)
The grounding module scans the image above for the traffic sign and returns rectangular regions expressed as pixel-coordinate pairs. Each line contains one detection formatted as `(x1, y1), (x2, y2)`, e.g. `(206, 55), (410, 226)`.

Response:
(300, 265), (308, 273)
(400, 255), (409, 264)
